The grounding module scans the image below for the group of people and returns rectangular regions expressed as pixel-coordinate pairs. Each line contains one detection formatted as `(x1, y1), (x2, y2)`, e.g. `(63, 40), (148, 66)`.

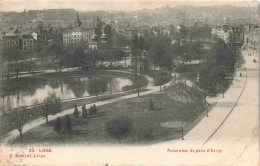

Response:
(73, 103), (98, 118)
(54, 103), (98, 134)
(54, 115), (71, 134)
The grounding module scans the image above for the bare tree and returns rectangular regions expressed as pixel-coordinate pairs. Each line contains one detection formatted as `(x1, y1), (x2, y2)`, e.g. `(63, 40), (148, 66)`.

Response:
(11, 108), (29, 143)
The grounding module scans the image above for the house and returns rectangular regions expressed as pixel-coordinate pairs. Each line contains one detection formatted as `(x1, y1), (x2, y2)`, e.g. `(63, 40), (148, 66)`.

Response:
(2, 34), (35, 52)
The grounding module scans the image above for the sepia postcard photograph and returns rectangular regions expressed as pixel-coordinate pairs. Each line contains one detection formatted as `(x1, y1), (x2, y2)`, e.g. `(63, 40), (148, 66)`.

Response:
(0, 0), (259, 165)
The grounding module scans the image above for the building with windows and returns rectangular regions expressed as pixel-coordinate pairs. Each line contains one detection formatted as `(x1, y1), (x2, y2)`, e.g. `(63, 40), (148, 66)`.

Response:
(211, 24), (244, 45)
(63, 12), (93, 45)
(244, 24), (259, 50)
(2, 34), (35, 51)
(63, 27), (93, 45)
(21, 35), (34, 51)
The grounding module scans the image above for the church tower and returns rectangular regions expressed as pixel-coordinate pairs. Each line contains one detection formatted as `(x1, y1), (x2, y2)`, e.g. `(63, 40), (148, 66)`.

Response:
(74, 12), (82, 28)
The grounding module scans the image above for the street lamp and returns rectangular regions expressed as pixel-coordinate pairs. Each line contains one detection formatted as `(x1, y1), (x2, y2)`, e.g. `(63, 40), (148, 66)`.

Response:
(180, 121), (186, 140)
(206, 101), (209, 117)
(196, 73), (209, 117)
(181, 123), (184, 140)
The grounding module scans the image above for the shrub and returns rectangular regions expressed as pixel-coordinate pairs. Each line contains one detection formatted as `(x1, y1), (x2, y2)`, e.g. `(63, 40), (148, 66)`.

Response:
(105, 117), (133, 143)
(41, 93), (62, 124)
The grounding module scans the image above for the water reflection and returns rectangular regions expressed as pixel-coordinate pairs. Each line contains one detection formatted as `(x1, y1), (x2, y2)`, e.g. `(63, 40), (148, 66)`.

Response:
(1, 76), (132, 111)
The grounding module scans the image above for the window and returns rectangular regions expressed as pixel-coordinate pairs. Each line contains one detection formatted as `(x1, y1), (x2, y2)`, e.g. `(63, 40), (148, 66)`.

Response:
(24, 41), (26, 45)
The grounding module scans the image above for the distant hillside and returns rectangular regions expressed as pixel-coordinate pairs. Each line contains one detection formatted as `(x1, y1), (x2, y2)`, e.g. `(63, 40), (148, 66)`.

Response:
(0, 5), (258, 32)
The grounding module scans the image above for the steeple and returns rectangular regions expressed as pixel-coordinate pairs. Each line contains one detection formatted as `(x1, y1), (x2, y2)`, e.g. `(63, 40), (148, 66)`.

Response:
(100, 28), (107, 41)
(91, 29), (98, 42)
(74, 11), (82, 27)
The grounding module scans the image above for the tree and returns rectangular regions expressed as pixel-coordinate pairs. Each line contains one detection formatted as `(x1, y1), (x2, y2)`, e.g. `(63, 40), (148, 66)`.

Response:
(24, 50), (37, 74)
(207, 39), (234, 73)
(154, 74), (171, 91)
(104, 24), (112, 41)
(105, 117), (133, 143)
(41, 94), (62, 124)
(11, 108), (29, 143)
(148, 35), (172, 73)
(73, 46), (86, 67)
(131, 34), (140, 79)
(63, 43), (75, 68)
(2, 46), (25, 79)
(133, 78), (144, 97)
(138, 35), (144, 79)
(2, 47), (14, 80)
(172, 39), (183, 58)
(84, 50), (98, 67)
(47, 43), (65, 72)
(112, 34), (130, 48)
(87, 77), (109, 99)
(196, 40), (235, 115)
(141, 56), (149, 75)
(179, 25), (189, 39)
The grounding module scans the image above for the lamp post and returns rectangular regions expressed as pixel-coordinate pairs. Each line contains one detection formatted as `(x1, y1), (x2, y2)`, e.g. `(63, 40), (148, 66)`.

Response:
(181, 123), (184, 140)
(196, 73), (209, 117)
(180, 121), (186, 140)
(206, 99), (209, 117)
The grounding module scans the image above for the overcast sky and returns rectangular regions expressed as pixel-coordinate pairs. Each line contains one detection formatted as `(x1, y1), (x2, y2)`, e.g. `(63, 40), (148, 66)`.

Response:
(0, 0), (259, 12)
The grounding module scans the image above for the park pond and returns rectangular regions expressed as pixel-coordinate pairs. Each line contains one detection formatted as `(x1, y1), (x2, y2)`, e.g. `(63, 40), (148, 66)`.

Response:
(1, 76), (132, 112)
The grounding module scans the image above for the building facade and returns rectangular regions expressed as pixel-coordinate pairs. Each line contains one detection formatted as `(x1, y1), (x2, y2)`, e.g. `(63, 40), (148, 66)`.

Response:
(244, 24), (259, 50)
(2, 34), (35, 52)
(63, 12), (93, 45)
(211, 24), (244, 45)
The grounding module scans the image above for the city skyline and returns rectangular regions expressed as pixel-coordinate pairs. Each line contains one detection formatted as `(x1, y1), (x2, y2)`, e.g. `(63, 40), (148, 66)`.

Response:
(0, 0), (258, 12)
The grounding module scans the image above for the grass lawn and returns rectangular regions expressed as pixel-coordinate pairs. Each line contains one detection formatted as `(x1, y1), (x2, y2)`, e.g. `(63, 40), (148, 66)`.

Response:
(11, 91), (206, 145)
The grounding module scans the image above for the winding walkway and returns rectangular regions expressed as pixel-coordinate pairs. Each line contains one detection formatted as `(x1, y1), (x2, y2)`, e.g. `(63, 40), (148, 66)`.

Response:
(1, 70), (171, 144)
